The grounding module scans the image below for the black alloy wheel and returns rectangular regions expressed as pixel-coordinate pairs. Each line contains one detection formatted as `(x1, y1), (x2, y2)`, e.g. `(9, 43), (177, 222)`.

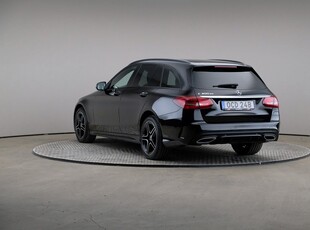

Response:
(74, 108), (96, 143)
(231, 143), (263, 155)
(140, 116), (167, 160)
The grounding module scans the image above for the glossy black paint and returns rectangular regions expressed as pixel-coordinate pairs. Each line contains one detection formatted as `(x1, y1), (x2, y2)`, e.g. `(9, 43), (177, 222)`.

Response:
(74, 59), (280, 148)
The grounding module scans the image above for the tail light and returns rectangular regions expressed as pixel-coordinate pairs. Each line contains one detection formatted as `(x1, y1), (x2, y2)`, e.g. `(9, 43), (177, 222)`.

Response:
(174, 96), (213, 109)
(263, 96), (279, 108)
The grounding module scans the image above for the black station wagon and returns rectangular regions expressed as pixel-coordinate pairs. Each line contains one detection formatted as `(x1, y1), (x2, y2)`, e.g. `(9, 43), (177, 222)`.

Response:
(74, 59), (280, 160)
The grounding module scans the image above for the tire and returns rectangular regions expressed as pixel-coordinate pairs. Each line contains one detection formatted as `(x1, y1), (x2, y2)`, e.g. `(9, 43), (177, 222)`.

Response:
(231, 143), (263, 155)
(74, 108), (96, 143)
(140, 116), (167, 160)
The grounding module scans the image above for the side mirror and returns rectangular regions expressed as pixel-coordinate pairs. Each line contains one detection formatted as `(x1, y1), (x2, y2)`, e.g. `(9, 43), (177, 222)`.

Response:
(96, 81), (106, 91)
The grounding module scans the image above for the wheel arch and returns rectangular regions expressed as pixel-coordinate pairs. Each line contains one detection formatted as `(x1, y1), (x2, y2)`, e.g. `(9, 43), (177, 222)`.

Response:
(139, 111), (157, 129)
(74, 103), (92, 124)
(74, 104), (85, 119)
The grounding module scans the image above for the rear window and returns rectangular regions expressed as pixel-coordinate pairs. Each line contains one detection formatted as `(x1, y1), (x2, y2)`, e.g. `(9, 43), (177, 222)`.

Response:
(192, 67), (267, 90)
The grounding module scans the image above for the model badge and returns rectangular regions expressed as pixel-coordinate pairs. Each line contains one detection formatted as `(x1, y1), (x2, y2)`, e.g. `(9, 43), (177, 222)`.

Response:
(201, 92), (214, 96)
(236, 90), (242, 95)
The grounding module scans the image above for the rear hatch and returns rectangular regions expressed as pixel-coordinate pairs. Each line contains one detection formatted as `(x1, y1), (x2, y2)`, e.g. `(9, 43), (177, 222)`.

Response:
(191, 66), (273, 123)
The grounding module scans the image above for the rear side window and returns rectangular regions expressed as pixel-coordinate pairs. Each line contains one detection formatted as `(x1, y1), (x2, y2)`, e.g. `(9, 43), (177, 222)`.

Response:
(134, 64), (181, 88)
(136, 64), (162, 87)
(192, 67), (267, 90)
(161, 68), (180, 88)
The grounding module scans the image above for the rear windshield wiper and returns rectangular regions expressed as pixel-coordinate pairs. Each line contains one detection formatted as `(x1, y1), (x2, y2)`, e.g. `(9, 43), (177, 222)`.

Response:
(213, 83), (238, 89)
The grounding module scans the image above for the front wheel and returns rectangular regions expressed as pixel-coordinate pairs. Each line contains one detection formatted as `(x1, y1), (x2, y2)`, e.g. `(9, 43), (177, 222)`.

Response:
(140, 116), (167, 160)
(74, 108), (96, 143)
(231, 143), (263, 155)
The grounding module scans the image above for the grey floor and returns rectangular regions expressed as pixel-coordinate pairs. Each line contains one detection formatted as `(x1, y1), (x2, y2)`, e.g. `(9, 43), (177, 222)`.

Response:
(0, 134), (310, 230)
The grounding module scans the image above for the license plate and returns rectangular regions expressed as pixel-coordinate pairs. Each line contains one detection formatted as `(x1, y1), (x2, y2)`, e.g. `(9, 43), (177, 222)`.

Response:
(221, 100), (255, 111)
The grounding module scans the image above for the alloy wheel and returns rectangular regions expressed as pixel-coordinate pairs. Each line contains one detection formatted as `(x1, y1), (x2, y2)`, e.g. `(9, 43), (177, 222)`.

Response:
(141, 120), (158, 156)
(75, 111), (86, 139)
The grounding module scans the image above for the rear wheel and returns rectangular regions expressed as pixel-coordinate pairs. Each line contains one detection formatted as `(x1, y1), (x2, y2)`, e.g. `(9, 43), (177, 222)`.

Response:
(74, 108), (96, 143)
(231, 143), (263, 155)
(140, 116), (167, 160)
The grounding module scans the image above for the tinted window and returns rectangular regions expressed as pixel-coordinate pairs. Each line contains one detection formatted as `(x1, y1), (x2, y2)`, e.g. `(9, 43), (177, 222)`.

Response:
(110, 66), (137, 89)
(136, 64), (162, 87)
(161, 68), (180, 88)
(192, 68), (266, 90)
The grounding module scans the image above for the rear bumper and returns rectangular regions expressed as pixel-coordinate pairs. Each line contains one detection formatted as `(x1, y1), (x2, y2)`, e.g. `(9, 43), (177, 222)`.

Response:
(162, 121), (280, 147)
(193, 129), (279, 145)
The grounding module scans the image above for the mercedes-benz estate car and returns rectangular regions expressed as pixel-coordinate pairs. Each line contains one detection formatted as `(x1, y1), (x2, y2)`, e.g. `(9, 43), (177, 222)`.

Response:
(74, 59), (280, 160)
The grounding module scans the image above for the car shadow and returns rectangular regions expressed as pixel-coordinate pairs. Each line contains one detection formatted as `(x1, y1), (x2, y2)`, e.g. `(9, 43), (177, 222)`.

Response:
(92, 138), (276, 164)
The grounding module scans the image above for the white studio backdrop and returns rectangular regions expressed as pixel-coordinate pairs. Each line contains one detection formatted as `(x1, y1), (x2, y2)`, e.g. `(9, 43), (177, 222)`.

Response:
(0, 0), (309, 137)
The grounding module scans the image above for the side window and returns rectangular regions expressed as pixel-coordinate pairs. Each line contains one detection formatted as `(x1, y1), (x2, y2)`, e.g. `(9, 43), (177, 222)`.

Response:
(110, 66), (137, 89)
(161, 68), (180, 88)
(135, 64), (162, 87)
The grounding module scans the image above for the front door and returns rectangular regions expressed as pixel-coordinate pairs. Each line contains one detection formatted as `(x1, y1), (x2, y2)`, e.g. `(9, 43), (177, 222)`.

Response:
(93, 65), (139, 134)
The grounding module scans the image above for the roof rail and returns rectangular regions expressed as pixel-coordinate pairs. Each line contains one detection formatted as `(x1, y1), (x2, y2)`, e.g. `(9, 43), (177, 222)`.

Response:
(129, 58), (247, 66)
(130, 58), (191, 65)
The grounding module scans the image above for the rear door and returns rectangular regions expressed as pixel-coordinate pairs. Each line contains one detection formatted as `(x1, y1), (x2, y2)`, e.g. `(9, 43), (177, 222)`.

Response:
(118, 64), (163, 136)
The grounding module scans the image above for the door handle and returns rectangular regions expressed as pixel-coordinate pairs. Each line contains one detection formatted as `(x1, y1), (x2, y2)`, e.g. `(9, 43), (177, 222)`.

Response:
(139, 92), (148, 97)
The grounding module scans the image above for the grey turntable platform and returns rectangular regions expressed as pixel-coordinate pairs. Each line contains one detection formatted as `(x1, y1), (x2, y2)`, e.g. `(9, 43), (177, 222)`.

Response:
(33, 138), (310, 167)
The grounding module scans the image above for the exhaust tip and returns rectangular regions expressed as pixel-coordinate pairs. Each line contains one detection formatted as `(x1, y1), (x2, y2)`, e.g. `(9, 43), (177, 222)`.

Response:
(196, 137), (216, 144)
(264, 134), (276, 141)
